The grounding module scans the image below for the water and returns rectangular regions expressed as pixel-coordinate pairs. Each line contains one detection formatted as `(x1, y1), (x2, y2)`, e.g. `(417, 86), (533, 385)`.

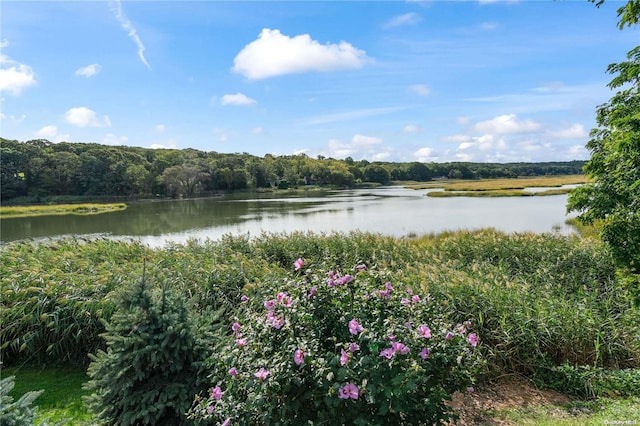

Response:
(0, 186), (577, 248)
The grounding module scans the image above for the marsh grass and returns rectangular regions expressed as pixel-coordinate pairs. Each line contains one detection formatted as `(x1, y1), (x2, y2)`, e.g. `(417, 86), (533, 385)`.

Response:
(0, 203), (127, 218)
(409, 175), (587, 196)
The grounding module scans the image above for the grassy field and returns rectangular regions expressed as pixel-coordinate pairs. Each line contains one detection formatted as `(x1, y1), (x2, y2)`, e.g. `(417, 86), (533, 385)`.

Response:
(404, 175), (588, 197)
(0, 203), (127, 218)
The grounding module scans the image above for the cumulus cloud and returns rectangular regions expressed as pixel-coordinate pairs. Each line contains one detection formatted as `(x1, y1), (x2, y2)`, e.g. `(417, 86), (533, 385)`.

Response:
(550, 124), (587, 139)
(410, 84), (430, 97)
(149, 139), (177, 149)
(403, 124), (421, 134)
(383, 13), (422, 29)
(221, 93), (257, 106)
(35, 125), (70, 143)
(233, 29), (369, 80)
(352, 134), (382, 147)
(75, 64), (102, 77)
(65, 107), (111, 128)
(109, 0), (151, 70)
(414, 147), (438, 162)
(0, 40), (37, 95)
(473, 114), (540, 134)
(321, 134), (387, 160)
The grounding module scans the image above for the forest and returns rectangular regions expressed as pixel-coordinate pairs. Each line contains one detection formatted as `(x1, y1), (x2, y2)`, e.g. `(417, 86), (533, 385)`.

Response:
(0, 137), (585, 203)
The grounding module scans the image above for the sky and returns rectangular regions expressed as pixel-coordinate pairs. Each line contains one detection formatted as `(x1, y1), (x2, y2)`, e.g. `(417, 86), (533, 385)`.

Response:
(1, 0), (638, 163)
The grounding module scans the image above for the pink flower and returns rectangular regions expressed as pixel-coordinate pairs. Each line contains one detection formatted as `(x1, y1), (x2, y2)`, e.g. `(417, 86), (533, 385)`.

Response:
(338, 383), (359, 400)
(254, 368), (270, 380)
(400, 298), (411, 305)
(387, 334), (396, 341)
(281, 296), (293, 307)
(264, 299), (276, 310)
(348, 319), (363, 335)
(391, 341), (409, 355)
(356, 264), (367, 272)
(445, 331), (454, 340)
(211, 386), (223, 400)
(294, 258), (304, 271)
(378, 289), (390, 299)
(340, 348), (349, 366)
(348, 342), (360, 353)
(308, 286), (317, 297)
(328, 270), (336, 280)
(207, 404), (214, 414)
(420, 348), (430, 359)
(384, 282), (394, 291)
(405, 321), (413, 329)
(236, 338), (247, 347)
(231, 322), (241, 333)
(337, 275), (352, 285)
(240, 295), (249, 302)
(276, 292), (288, 302)
(468, 333), (479, 347)
(294, 349), (305, 366)
(411, 295), (421, 303)
(467, 386), (475, 393)
(222, 418), (231, 426)
(271, 317), (285, 329)
(228, 367), (237, 377)
(418, 325), (431, 338)
(380, 348), (395, 359)
(407, 288), (414, 295)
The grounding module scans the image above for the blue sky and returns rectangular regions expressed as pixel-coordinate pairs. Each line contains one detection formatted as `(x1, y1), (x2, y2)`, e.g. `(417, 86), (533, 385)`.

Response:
(1, 1), (637, 162)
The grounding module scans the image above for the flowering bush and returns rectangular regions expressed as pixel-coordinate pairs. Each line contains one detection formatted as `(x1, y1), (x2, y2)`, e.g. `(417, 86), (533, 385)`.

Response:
(189, 259), (483, 425)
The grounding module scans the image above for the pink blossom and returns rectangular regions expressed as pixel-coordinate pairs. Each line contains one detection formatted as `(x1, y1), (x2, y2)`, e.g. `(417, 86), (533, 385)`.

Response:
(254, 368), (270, 380)
(348, 342), (360, 353)
(277, 292), (288, 302)
(465, 320), (472, 330)
(411, 295), (421, 303)
(240, 295), (249, 302)
(445, 331), (454, 340)
(308, 286), (317, 297)
(418, 325), (431, 338)
(211, 386), (223, 400)
(467, 386), (475, 393)
(264, 299), (276, 310)
(328, 270), (336, 280)
(294, 349), (305, 366)
(222, 419), (231, 426)
(467, 333), (479, 347)
(384, 282), (394, 291)
(340, 348), (349, 366)
(338, 383), (359, 400)
(348, 319), (363, 335)
(391, 341), (409, 355)
(420, 348), (430, 359)
(228, 367), (237, 377)
(207, 404), (214, 414)
(356, 264), (367, 272)
(378, 289), (390, 299)
(294, 258), (304, 271)
(406, 288), (413, 295)
(236, 338), (247, 347)
(387, 334), (396, 341)
(400, 298), (411, 305)
(337, 275), (352, 285)
(327, 279), (336, 287)
(231, 322), (241, 333)
(380, 348), (395, 359)
(271, 317), (285, 329)
(405, 321), (413, 329)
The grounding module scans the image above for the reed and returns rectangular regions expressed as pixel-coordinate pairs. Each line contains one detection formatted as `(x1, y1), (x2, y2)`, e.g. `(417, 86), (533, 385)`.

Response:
(0, 203), (127, 218)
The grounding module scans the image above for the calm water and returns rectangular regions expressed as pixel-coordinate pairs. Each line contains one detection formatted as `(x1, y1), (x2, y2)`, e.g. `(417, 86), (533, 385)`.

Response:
(1, 186), (577, 248)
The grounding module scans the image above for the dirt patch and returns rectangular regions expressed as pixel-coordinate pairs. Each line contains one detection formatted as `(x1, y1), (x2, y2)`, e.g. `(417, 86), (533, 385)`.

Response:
(448, 375), (571, 425)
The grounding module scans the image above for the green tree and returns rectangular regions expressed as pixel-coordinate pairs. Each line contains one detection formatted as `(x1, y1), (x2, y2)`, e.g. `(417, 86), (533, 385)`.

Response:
(568, 41), (640, 270)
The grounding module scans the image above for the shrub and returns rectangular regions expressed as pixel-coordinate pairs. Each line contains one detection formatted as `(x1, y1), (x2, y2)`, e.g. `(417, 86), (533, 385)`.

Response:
(0, 376), (43, 426)
(84, 274), (219, 425)
(189, 260), (483, 425)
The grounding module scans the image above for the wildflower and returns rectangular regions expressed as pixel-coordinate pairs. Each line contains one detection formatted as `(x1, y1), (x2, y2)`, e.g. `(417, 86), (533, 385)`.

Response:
(337, 274), (352, 285)
(406, 288), (413, 295)
(294, 349), (305, 366)
(387, 334), (396, 341)
(294, 258), (304, 271)
(339, 383), (359, 400)
(281, 295), (293, 307)
(231, 322), (241, 333)
(211, 386), (223, 400)
(340, 348), (349, 366)
(468, 333), (479, 347)
(378, 289), (390, 299)
(391, 341), (409, 355)
(467, 386), (475, 393)
(405, 321), (413, 329)
(418, 325), (431, 338)
(380, 348), (395, 359)
(207, 404), (214, 414)
(222, 419), (231, 426)
(348, 342), (360, 353)
(356, 264), (367, 272)
(308, 285), (317, 297)
(272, 317), (285, 329)
(384, 282), (394, 291)
(328, 270), (336, 280)
(445, 331), (454, 340)
(348, 319), (363, 335)
(400, 298), (411, 305)
(228, 367), (237, 377)
(276, 292), (288, 302)
(419, 348), (430, 359)
(240, 295), (249, 302)
(465, 320), (472, 330)
(254, 368), (270, 380)
(411, 295), (420, 303)
(236, 338), (247, 347)
(264, 299), (276, 310)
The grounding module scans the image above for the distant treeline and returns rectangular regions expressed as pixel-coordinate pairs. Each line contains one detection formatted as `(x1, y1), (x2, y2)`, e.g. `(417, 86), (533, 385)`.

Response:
(0, 138), (585, 202)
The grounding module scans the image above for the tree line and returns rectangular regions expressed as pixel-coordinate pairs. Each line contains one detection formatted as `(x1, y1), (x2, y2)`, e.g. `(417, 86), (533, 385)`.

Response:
(0, 138), (585, 202)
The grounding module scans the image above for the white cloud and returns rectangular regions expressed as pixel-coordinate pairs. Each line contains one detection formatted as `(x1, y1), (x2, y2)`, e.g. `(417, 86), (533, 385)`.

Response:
(473, 114), (540, 134)
(154, 124), (165, 133)
(410, 84), (430, 97)
(252, 127), (264, 134)
(65, 107), (111, 128)
(550, 123), (587, 139)
(109, 0), (151, 70)
(35, 125), (70, 143)
(457, 142), (475, 150)
(352, 134), (382, 147)
(568, 144), (589, 159)
(456, 153), (474, 162)
(446, 134), (472, 143)
(221, 93), (257, 106)
(321, 134), (387, 160)
(403, 124), (421, 134)
(75, 64), (102, 78)
(103, 133), (128, 145)
(383, 13), (422, 29)
(233, 28), (369, 80)
(0, 40), (37, 95)
(149, 139), (177, 149)
(414, 147), (438, 162)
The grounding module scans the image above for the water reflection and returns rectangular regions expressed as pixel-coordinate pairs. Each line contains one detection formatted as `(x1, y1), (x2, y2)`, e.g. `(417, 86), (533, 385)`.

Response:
(1, 187), (577, 247)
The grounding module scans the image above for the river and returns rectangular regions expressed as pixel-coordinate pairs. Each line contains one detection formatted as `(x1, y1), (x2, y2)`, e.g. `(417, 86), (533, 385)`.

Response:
(0, 186), (578, 248)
